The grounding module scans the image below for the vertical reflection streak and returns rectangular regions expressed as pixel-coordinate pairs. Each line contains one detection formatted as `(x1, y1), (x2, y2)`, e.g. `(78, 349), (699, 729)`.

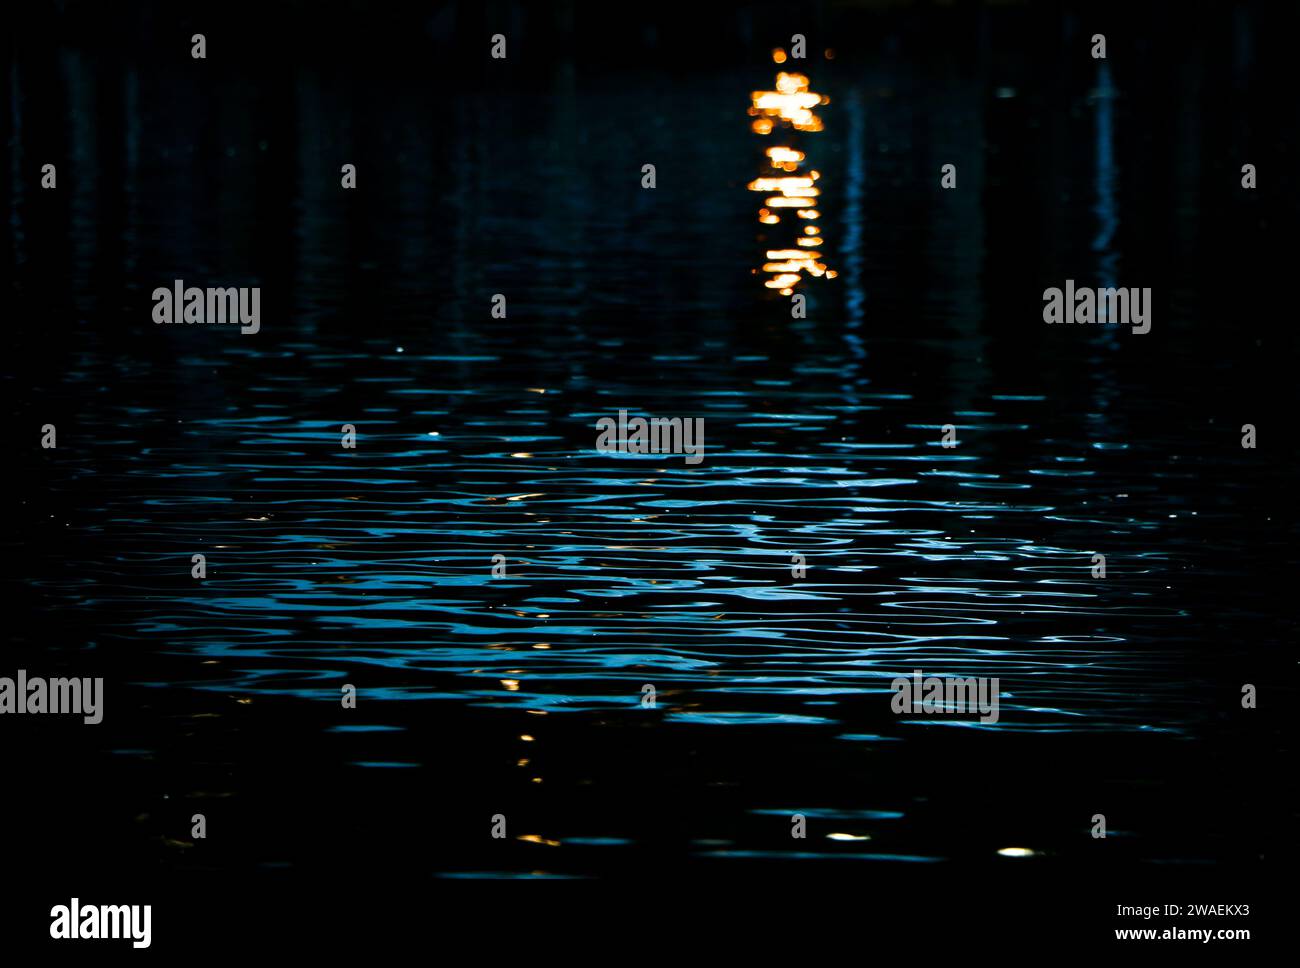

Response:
(62, 50), (98, 320)
(1092, 61), (1119, 295)
(842, 86), (866, 330)
(123, 69), (140, 277)
(9, 61), (25, 268)
(748, 53), (836, 295)
(1087, 59), (1122, 424)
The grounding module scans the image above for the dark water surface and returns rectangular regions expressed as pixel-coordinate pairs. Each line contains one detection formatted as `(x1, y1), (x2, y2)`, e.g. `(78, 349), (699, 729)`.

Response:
(5, 3), (1297, 929)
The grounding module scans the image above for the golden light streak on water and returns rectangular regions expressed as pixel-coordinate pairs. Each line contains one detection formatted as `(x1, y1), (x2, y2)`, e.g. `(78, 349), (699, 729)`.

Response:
(749, 64), (834, 293)
(517, 834), (561, 847)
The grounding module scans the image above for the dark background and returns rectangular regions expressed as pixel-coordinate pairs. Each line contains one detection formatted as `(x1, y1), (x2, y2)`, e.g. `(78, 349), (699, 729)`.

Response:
(4, 0), (1296, 953)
